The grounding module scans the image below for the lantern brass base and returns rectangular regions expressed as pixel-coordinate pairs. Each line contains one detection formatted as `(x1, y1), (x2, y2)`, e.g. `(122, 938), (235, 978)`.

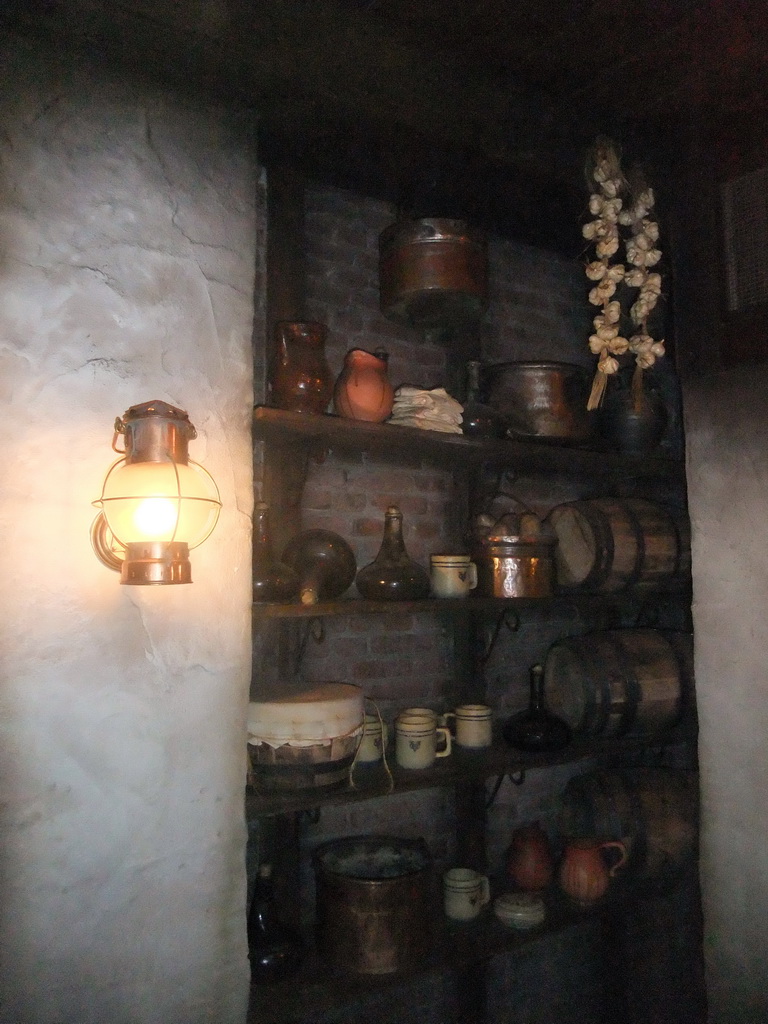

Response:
(121, 541), (192, 585)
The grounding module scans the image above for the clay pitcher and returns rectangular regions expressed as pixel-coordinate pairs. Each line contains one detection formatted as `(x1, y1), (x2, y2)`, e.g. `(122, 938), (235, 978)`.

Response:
(333, 348), (394, 423)
(272, 321), (334, 415)
(506, 822), (555, 892)
(558, 838), (628, 906)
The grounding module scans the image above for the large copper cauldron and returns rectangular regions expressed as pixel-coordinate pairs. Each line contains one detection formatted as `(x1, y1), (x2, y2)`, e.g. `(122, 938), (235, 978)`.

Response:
(484, 361), (594, 444)
(379, 218), (488, 331)
(313, 835), (433, 974)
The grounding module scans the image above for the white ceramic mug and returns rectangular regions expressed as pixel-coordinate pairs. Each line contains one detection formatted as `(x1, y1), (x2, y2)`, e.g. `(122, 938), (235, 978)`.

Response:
(400, 706), (449, 727)
(395, 713), (452, 769)
(444, 704), (493, 749)
(443, 867), (491, 921)
(357, 712), (389, 764)
(430, 554), (478, 598)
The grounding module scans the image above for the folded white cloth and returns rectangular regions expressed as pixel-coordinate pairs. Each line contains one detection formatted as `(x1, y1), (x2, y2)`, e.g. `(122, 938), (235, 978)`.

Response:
(391, 407), (463, 426)
(389, 414), (463, 434)
(393, 386), (464, 417)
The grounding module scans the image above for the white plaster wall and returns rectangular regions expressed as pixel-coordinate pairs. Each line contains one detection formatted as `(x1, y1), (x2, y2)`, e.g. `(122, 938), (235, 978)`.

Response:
(685, 364), (768, 1023)
(0, 40), (256, 1024)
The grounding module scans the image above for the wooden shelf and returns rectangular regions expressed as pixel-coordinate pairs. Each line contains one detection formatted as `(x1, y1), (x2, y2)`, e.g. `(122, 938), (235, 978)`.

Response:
(251, 588), (690, 620)
(253, 406), (685, 482)
(245, 727), (693, 817)
(246, 884), (639, 1024)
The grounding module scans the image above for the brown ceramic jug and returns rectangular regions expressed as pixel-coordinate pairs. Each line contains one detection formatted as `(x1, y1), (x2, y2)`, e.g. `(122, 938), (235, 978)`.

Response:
(333, 348), (394, 423)
(558, 838), (628, 906)
(505, 822), (555, 892)
(272, 321), (334, 415)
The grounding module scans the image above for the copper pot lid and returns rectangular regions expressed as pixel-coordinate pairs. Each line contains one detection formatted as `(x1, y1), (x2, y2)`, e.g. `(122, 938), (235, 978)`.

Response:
(379, 217), (487, 249)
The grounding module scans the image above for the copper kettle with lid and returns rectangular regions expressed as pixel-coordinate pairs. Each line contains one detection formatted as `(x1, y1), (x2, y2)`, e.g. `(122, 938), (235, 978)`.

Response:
(471, 511), (557, 599)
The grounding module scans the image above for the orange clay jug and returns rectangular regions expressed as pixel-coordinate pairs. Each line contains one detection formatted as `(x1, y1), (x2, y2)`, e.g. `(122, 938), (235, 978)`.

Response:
(333, 348), (394, 423)
(558, 838), (628, 906)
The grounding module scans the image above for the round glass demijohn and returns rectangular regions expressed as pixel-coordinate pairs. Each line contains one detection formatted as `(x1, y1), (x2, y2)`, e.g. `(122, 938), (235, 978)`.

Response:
(461, 360), (507, 438)
(355, 505), (430, 601)
(248, 863), (303, 982)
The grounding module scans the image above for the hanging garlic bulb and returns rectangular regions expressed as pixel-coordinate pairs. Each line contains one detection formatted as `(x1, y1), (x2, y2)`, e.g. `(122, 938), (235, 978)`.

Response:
(582, 137), (665, 410)
(583, 139), (628, 409)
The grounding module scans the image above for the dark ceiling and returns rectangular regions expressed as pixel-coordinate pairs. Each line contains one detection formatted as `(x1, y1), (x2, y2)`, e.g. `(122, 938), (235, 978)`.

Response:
(3, 0), (766, 251)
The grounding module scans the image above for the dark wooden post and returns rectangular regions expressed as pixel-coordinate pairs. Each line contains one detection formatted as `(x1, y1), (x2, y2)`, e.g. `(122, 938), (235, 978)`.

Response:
(265, 164), (307, 406)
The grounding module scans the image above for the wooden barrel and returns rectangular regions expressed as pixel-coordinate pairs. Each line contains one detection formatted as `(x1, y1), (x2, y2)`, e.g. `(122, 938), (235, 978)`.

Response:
(559, 768), (699, 889)
(544, 629), (691, 738)
(546, 497), (689, 591)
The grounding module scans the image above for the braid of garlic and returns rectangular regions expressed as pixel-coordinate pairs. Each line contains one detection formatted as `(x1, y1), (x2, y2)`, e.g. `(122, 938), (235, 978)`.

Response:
(583, 141), (628, 410)
(620, 179), (665, 390)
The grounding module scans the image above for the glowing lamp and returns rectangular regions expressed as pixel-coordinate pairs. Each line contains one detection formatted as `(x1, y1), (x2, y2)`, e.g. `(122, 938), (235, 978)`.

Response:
(91, 400), (221, 585)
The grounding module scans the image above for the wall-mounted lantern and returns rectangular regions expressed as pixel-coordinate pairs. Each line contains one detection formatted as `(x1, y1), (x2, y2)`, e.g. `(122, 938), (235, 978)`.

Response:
(91, 400), (221, 585)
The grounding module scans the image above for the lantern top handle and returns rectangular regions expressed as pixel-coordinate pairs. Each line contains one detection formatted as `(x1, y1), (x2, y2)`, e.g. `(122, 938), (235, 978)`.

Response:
(113, 401), (197, 463)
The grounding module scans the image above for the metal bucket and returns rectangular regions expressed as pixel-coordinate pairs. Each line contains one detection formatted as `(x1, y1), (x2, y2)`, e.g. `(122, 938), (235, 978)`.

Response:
(472, 512), (557, 598)
(313, 835), (433, 974)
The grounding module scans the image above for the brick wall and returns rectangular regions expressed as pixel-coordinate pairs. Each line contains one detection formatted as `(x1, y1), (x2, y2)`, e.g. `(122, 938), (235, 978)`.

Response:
(251, 184), (693, 1022)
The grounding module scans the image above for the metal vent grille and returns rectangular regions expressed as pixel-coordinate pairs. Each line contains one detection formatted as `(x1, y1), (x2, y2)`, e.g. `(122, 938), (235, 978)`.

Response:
(721, 165), (768, 312)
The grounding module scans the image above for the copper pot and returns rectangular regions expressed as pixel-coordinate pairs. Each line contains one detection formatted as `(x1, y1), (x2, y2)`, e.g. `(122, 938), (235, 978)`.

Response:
(379, 218), (488, 331)
(484, 361), (594, 444)
(472, 512), (557, 599)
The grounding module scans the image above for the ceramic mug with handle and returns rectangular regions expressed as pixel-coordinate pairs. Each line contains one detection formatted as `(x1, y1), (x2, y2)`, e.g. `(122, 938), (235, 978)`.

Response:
(443, 867), (491, 921)
(430, 553), (478, 598)
(357, 712), (389, 764)
(395, 712), (452, 769)
(444, 704), (493, 749)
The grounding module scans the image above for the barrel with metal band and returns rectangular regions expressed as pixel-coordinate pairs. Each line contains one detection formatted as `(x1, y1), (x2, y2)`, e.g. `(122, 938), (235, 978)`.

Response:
(543, 629), (691, 739)
(559, 767), (699, 890)
(546, 496), (689, 592)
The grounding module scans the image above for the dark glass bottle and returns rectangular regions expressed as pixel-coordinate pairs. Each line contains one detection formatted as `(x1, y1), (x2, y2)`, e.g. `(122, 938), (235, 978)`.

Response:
(247, 864), (303, 983)
(355, 505), (430, 601)
(502, 664), (572, 752)
(461, 360), (507, 438)
(252, 502), (299, 603)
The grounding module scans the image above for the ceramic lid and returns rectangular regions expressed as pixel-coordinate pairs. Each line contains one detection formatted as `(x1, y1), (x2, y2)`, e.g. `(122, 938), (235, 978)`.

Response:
(493, 893), (546, 929)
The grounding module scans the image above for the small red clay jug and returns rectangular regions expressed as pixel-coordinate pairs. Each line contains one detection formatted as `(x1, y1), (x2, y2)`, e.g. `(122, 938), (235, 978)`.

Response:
(505, 821), (555, 892)
(558, 838), (628, 906)
(333, 348), (394, 423)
